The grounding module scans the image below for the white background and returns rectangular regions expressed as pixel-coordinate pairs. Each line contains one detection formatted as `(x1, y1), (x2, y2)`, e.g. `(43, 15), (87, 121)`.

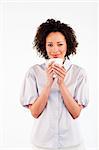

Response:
(0, 1), (98, 150)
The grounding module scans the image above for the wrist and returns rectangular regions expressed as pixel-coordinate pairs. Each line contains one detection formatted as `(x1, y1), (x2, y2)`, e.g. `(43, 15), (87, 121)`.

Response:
(58, 82), (65, 88)
(45, 82), (52, 89)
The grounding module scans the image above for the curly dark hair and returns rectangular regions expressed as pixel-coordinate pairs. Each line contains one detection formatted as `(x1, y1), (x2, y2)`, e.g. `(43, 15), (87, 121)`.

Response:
(33, 19), (78, 59)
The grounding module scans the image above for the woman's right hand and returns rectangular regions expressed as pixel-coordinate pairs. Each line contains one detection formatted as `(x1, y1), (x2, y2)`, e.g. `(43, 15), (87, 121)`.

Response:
(45, 61), (55, 87)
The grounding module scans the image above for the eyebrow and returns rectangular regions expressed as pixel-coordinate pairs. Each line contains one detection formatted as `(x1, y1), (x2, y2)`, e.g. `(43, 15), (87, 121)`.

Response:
(47, 41), (65, 43)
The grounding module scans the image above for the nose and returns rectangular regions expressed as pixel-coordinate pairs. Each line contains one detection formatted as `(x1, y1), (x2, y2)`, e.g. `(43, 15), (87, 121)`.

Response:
(52, 45), (58, 54)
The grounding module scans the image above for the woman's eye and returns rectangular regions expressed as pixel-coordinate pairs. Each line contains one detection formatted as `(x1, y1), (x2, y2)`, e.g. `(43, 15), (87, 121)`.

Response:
(58, 44), (63, 46)
(48, 44), (53, 47)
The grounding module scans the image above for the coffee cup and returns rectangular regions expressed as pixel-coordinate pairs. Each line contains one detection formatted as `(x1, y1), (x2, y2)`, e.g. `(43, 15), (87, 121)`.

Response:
(46, 58), (64, 78)
(46, 58), (63, 66)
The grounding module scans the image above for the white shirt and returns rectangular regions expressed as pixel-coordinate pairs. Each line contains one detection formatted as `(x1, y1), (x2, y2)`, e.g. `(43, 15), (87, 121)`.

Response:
(20, 59), (89, 149)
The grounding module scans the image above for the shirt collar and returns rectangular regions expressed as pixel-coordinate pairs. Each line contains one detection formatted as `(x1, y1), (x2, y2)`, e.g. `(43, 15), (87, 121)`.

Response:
(63, 59), (72, 71)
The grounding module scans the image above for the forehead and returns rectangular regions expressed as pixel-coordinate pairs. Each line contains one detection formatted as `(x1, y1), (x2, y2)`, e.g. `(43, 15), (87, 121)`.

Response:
(46, 32), (65, 42)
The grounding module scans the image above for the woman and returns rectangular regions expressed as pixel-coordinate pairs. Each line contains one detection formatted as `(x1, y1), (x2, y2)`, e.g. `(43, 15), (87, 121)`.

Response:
(20, 19), (89, 150)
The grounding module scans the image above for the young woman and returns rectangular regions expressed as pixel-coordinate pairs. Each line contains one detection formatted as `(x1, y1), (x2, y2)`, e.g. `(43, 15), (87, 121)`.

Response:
(20, 19), (89, 150)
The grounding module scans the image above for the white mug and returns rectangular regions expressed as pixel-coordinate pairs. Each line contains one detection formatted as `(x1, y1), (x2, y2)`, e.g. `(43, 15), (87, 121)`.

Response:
(46, 58), (64, 78)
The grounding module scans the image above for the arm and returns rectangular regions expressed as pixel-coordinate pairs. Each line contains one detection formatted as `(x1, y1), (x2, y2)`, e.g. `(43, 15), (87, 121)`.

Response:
(52, 64), (83, 119)
(29, 84), (52, 118)
(59, 83), (83, 119)
(29, 62), (54, 118)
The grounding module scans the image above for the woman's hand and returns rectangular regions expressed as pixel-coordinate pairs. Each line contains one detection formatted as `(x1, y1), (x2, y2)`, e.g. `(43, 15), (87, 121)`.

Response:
(52, 64), (66, 85)
(45, 62), (55, 87)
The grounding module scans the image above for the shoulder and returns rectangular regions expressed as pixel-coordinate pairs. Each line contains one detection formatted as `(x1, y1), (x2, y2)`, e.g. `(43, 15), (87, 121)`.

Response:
(71, 63), (87, 78)
(25, 63), (45, 77)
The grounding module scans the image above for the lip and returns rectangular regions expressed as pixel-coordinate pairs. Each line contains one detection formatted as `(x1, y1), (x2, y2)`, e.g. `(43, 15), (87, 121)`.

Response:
(52, 54), (60, 58)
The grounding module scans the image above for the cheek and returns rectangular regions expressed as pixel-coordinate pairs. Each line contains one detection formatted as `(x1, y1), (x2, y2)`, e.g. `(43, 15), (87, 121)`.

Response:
(63, 45), (67, 54)
(46, 45), (50, 51)
(46, 47), (52, 54)
(62, 49), (67, 55)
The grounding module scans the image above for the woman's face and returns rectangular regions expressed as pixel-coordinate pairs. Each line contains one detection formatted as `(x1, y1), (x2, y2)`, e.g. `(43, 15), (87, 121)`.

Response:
(46, 32), (67, 59)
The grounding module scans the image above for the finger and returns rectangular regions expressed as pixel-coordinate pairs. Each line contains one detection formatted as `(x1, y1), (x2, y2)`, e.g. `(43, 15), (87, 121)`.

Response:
(52, 66), (66, 76)
(48, 68), (53, 74)
(46, 64), (52, 71)
(47, 66), (53, 74)
(62, 66), (66, 72)
(49, 71), (54, 77)
(48, 61), (55, 67)
(48, 64), (53, 70)
(54, 64), (66, 72)
(53, 68), (65, 78)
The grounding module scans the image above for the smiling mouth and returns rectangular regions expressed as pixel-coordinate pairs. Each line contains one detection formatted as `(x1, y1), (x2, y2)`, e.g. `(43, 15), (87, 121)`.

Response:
(52, 54), (60, 58)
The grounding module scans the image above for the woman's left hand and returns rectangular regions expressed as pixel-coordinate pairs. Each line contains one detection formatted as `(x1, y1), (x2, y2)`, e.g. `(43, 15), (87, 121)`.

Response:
(52, 64), (66, 85)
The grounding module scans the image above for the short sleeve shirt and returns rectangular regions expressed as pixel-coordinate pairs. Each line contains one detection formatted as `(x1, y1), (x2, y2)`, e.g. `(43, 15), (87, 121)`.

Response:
(20, 59), (89, 149)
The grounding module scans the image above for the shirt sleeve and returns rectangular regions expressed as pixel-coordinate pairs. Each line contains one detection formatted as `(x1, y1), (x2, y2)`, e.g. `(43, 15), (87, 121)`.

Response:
(74, 69), (89, 107)
(20, 68), (39, 108)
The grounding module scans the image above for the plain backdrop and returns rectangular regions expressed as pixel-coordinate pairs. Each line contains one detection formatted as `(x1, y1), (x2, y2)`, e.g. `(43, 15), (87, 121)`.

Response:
(0, 1), (98, 150)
